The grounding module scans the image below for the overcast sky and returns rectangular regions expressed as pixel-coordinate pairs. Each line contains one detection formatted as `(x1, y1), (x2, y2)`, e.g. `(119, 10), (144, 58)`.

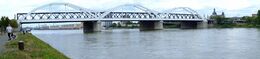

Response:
(1, 0), (260, 19)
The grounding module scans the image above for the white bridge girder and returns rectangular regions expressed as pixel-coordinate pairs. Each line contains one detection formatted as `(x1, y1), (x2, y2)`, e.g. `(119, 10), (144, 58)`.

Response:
(20, 19), (203, 24)
(17, 3), (205, 23)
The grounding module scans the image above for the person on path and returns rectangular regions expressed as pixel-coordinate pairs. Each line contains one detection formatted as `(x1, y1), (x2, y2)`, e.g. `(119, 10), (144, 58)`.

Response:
(6, 24), (13, 40)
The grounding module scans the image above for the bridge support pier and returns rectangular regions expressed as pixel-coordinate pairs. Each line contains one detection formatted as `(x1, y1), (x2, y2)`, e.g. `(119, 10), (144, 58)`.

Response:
(139, 21), (163, 31)
(180, 21), (208, 29)
(83, 21), (102, 33)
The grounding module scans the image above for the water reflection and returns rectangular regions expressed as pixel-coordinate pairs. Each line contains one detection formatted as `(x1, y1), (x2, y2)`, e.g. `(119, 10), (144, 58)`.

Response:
(32, 28), (260, 59)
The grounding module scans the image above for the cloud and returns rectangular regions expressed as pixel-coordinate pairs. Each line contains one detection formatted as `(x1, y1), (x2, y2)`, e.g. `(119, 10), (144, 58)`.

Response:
(203, 0), (251, 10)
(0, 0), (259, 18)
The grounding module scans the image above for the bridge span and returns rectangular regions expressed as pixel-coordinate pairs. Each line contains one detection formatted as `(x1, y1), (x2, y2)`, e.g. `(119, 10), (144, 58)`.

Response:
(17, 3), (207, 33)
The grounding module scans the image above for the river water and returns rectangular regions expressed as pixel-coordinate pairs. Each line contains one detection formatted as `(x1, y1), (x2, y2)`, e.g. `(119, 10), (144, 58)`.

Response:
(32, 28), (260, 59)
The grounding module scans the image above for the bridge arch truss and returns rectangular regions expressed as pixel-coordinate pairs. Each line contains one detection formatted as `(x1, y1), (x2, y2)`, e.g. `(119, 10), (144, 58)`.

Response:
(17, 3), (204, 23)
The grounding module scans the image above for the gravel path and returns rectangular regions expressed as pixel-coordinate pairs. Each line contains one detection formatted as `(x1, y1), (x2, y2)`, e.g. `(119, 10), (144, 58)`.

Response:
(0, 33), (8, 53)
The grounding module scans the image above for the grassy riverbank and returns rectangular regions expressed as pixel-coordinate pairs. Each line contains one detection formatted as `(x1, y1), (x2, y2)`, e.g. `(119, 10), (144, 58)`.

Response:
(0, 33), (69, 59)
(213, 24), (260, 28)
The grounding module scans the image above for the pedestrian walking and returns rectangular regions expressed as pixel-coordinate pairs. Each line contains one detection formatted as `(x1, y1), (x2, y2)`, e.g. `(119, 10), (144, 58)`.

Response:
(6, 24), (14, 40)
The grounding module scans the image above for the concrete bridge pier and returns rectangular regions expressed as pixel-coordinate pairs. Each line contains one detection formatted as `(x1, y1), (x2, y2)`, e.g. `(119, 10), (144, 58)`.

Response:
(180, 21), (208, 29)
(139, 21), (163, 31)
(83, 21), (102, 33)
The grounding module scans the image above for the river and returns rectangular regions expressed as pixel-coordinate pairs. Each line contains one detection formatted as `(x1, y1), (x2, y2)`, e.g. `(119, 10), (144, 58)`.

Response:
(32, 28), (260, 59)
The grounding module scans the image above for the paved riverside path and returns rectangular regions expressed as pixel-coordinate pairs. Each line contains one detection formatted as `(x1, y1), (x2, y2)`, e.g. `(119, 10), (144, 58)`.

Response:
(0, 33), (8, 53)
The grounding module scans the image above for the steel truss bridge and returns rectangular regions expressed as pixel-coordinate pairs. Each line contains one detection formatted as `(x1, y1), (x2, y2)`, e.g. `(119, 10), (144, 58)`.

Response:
(17, 3), (205, 24)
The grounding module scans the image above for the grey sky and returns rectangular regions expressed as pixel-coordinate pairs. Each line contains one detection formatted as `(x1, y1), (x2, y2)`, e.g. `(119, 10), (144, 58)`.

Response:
(1, 0), (260, 18)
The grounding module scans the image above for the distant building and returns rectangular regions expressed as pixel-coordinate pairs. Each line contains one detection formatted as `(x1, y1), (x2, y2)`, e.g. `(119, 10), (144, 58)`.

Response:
(208, 8), (247, 25)
(208, 8), (226, 24)
(210, 8), (225, 18)
(229, 17), (246, 24)
(221, 12), (225, 18)
(211, 8), (217, 16)
(252, 14), (257, 17)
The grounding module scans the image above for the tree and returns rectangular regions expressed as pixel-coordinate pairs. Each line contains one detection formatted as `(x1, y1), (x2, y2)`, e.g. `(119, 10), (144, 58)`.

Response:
(9, 19), (18, 28)
(256, 10), (260, 25)
(0, 16), (10, 27)
(117, 22), (121, 27)
(0, 16), (10, 31)
(0, 17), (19, 32)
(111, 23), (117, 27)
(211, 16), (226, 24)
(125, 21), (132, 27)
(242, 16), (257, 24)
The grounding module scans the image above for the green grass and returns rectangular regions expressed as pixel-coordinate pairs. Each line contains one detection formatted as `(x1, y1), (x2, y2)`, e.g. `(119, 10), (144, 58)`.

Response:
(0, 33), (69, 59)
(213, 24), (260, 28)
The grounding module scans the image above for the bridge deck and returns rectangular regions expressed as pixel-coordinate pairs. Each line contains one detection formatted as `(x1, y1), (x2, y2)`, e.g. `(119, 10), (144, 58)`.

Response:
(19, 19), (204, 24)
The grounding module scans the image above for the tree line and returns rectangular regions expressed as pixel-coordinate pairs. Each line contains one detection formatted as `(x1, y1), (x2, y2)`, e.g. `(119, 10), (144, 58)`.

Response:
(0, 16), (18, 32)
(241, 10), (260, 26)
(210, 10), (260, 28)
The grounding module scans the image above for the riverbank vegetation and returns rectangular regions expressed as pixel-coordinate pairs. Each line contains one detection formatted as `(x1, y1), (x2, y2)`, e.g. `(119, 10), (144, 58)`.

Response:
(163, 23), (178, 28)
(110, 21), (139, 28)
(0, 16), (18, 33)
(212, 10), (260, 28)
(0, 33), (69, 59)
(109, 21), (179, 28)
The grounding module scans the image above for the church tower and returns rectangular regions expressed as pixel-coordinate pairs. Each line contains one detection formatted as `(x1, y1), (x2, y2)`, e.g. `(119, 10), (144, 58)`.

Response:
(212, 8), (217, 16)
(221, 12), (225, 17)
